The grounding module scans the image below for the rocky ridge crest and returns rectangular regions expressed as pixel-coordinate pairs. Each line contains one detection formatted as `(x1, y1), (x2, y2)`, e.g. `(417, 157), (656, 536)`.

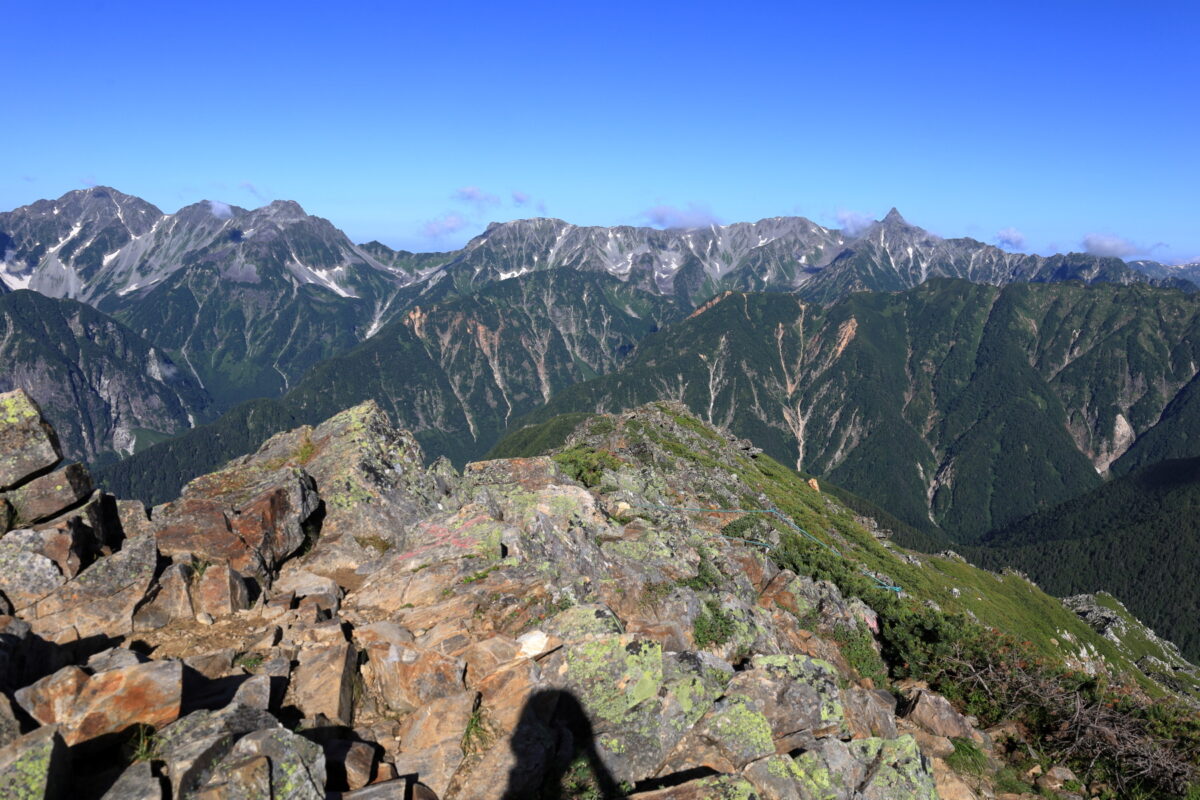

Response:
(0, 389), (1162, 799)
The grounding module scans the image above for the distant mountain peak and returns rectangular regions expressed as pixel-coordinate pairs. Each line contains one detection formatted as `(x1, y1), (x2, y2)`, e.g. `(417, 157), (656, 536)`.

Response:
(881, 207), (907, 225)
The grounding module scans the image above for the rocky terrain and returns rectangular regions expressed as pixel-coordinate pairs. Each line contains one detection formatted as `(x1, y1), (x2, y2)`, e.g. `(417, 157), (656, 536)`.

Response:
(0, 388), (1195, 799)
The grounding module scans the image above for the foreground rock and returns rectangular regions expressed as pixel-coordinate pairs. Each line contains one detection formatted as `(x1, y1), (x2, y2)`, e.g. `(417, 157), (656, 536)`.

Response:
(0, 398), (1031, 798)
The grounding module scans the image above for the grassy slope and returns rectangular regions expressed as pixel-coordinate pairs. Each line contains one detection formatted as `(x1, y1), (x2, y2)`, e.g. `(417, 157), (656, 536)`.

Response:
(510, 404), (1193, 697)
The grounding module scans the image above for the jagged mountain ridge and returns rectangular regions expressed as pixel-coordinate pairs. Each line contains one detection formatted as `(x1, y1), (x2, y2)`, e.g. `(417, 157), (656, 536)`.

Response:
(430, 206), (1194, 305)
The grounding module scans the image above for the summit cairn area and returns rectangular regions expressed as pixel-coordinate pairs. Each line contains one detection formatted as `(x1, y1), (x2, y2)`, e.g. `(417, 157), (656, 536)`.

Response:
(0, 388), (1177, 799)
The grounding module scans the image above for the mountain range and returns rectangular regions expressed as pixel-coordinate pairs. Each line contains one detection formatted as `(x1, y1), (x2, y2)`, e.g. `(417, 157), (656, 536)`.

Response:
(8, 185), (1200, 668)
(4, 186), (1195, 463)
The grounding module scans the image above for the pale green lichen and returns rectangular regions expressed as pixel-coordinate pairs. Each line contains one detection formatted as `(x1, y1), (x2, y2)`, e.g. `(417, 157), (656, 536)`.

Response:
(709, 698), (773, 757)
(565, 638), (664, 728)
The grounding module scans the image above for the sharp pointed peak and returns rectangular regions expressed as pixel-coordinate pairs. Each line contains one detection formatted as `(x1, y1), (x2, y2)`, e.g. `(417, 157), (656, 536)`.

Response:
(882, 207), (907, 225)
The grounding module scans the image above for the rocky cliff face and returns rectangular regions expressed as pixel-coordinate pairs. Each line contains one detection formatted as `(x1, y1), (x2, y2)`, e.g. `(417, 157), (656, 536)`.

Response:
(0, 290), (210, 462)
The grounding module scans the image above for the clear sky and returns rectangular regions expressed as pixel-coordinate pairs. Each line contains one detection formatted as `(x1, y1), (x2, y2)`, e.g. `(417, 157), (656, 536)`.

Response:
(4, 0), (1198, 261)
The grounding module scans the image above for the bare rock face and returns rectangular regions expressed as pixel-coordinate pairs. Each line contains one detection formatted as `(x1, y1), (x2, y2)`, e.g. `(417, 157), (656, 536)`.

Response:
(15, 660), (183, 748)
(3, 462), (92, 526)
(23, 532), (157, 641)
(153, 459), (320, 582)
(0, 390), (62, 492)
(0, 400), (969, 799)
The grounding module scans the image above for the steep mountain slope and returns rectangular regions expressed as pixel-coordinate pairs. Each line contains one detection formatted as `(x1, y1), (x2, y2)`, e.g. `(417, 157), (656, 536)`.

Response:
(514, 280), (1200, 539)
(970, 455), (1200, 660)
(0, 290), (210, 461)
(96, 270), (681, 504)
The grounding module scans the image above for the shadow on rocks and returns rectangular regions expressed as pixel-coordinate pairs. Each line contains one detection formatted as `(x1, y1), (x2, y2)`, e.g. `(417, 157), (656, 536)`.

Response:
(501, 688), (622, 800)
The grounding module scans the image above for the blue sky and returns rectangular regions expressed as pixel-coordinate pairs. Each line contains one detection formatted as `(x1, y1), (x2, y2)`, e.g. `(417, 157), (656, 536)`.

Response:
(5, 0), (1198, 261)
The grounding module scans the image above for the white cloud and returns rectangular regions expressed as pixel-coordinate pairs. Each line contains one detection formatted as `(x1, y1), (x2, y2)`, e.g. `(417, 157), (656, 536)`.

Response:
(207, 200), (233, 218)
(835, 209), (874, 236)
(641, 203), (720, 229)
(995, 227), (1026, 250)
(1082, 233), (1141, 258)
(422, 213), (469, 238)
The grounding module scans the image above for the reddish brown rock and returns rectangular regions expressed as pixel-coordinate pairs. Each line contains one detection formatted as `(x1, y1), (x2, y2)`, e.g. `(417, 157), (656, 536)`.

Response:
(290, 642), (356, 724)
(4, 463), (92, 526)
(360, 641), (465, 716)
(154, 462), (319, 581)
(326, 739), (379, 791)
(14, 665), (90, 727)
(195, 563), (250, 618)
(0, 390), (61, 492)
(17, 660), (183, 747)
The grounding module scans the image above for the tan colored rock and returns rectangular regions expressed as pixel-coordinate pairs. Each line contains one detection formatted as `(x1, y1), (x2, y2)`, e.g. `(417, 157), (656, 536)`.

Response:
(326, 739), (379, 791)
(842, 687), (898, 740)
(905, 689), (976, 740)
(1036, 764), (1078, 791)
(195, 563), (250, 618)
(391, 741), (464, 799)
(933, 757), (981, 800)
(290, 642), (356, 724)
(25, 532), (157, 641)
(398, 690), (477, 751)
(17, 660), (183, 748)
(0, 390), (62, 491)
(360, 641), (465, 715)
(460, 635), (520, 686)
(4, 463), (92, 525)
(910, 728), (955, 758)
(133, 563), (195, 631)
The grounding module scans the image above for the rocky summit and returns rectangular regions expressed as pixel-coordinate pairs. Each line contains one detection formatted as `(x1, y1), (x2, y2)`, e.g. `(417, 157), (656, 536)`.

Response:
(0, 387), (1192, 799)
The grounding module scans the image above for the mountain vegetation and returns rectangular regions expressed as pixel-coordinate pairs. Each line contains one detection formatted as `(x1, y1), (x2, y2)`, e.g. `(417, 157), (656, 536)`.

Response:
(516, 280), (1200, 539)
(0, 289), (209, 461)
(970, 455), (1200, 660)
(97, 270), (680, 504)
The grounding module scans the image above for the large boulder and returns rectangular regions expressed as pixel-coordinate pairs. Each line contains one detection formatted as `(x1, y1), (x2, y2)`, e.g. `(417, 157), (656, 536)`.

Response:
(198, 727), (326, 800)
(15, 660), (183, 748)
(153, 458), (320, 582)
(154, 704), (282, 799)
(0, 390), (61, 492)
(3, 463), (92, 527)
(23, 532), (158, 642)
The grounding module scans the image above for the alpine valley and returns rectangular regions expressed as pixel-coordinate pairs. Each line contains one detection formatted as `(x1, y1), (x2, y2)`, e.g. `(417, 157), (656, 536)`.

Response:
(4, 187), (1200, 796)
